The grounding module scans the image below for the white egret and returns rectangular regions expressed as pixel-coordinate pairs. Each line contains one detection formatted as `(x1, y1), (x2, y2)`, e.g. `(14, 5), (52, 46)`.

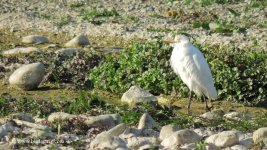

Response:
(168, 35), (217, 114)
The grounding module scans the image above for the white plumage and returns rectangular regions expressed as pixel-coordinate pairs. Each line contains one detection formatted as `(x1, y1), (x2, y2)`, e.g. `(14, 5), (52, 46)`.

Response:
(169, 35), (217, 112)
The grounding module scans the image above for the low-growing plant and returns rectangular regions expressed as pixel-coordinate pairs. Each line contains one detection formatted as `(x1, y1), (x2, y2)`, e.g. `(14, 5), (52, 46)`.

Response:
(89, 39), (267, 106)
(81, 7), (119, 25)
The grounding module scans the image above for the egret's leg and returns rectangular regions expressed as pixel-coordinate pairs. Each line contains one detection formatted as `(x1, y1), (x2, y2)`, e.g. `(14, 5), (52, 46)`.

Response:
(204, 96), (209, 112)
(187, 91), (192, 114)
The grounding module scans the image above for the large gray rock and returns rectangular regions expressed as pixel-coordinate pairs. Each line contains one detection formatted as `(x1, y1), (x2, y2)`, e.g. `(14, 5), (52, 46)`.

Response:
(1, 47), (42, 55)
(159, 124), (180, 141)
(205, 130), (240, 148)
(224, 112), (251, 120)
(89, 131), (128, 150)
(161, 129), (200, 148)
(121, 86), (157, 105)
(0, 121), (16, 138)
(138, 113), (158, 130)
(22, 35), (49, 44)
(65, 34), (90, 47)
(84, 114), (121, 129)
(239, 137), (253, 149)
(8, 62), (45, 90)
(253, 127), (267, 144)
(11, 113), (35, 123)
(47, 112), (76, 123)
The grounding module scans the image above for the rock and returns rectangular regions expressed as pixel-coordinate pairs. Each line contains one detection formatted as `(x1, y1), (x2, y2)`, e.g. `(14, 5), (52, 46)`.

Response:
(57, 133), (80, 144)
(226, 145), (248, 150)
(159, 124), (179, 141)
(125, 136), (158, 150)
(239, 137), (253, 149)
(1, 47), (42, 55)
(65, 34), (90, 47)
(0, 121), (16, 138)
(84, 114), (121, 129)
(194, 128), (215, 138)
(30, 129), (56, 139)
(205, 130), (240, 148)
(12, 119), (51, 131)
(204, 143), (220, 150)
(22, 35), (49, 44)
(11, 113), (35, 123)
(224, 112), (251, 120)
(40, 144), (74, 150)
(47, 112), (76, 123)
(161, 129), (200, 148)
(89, 131), (128, 150)
(180, 143), (197, 150)
(106, 123), (127, 136)
(121, 86), (157, 105)
(55, 48), (80, 56)
(253, 127), (267, 144)
(200, 111), (223, 120)
(138, 113), (158, 130)
(122, 128), (159, 138)
(8, 62), (45, 90)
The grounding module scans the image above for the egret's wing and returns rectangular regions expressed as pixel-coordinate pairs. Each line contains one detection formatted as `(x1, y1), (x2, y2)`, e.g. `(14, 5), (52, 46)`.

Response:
(191, 47), (217, 99)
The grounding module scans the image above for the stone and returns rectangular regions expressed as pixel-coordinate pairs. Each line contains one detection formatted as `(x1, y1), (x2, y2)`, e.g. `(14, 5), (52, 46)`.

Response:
(89, 131), (128, 150)
(121, 86), (157, 105)
(227, 145), (248, 150)
(0, 121), (16, 138)
(205, 130), (239, 148)
(161, 129), (200, 148)
(122, 128), (159, 138)
(84, 114), (121, 129)
(22, 35), (49, 44)
(12, 119), (51, 131)
(180, 143), (197, 150)
(1, 47), (42, 55)
(47, 112), (76, 123)
(11, 113), (35, 123)
(159, 124), (179, 141)
(253, 127), (267, 144)
(200, 111), (223, 120)
(125, 136), (158, 150)
(8, 62), (45, 90)
(138, 113), (158, 130)
(30, 129), (56, 139)
(224, 112), (251, 120)
(55, 48), (80, 56)
(106, 123), (127, 136)
(239, 137), (253, 149)
(194, 128), (215, 138)
(65, 34), (90, 47)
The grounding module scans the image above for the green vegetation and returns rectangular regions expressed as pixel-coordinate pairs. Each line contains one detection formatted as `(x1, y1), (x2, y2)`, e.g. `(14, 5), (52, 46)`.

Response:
(1, 93), (267, 132)
(81, 7), (119, 25)
(89, 39), (267, 106)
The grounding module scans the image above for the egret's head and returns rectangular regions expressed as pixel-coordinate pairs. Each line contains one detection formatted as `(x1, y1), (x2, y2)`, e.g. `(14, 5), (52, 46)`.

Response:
(164, 34), (190, 47)
(174, 35), (190, 43)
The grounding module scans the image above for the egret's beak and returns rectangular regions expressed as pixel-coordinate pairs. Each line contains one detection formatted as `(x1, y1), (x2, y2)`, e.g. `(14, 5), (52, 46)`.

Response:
(163, 40), (176, 44)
